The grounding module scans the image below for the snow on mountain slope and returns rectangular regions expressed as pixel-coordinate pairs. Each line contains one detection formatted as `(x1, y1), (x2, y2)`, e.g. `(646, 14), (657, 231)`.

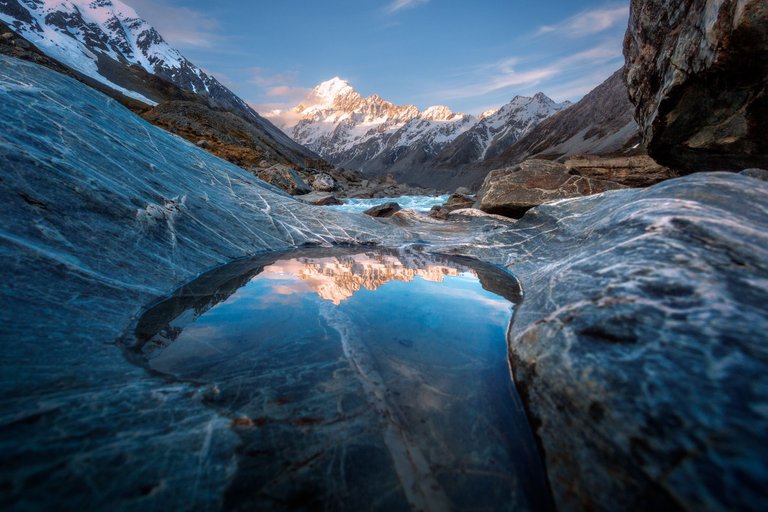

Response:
(2, 0), (234, 109)
(0, 0), (316, 164)
(271, 78), (479, 171)
(268, 78), (568, 178)
(434, 93), (571, 167)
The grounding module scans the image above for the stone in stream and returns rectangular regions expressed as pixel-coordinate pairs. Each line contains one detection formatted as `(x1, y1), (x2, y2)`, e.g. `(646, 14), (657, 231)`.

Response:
(740, 168), (768, 182)
(296, 191), (343, 206)
(363, 202), (402, 217)
(429, 193), (474, 219)
(564, 155), (680, 188)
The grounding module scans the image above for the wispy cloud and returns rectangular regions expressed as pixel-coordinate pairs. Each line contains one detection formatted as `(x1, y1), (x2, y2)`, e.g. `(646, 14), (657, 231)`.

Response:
(127, 0), (221, 49)
(249, 68), (299, 87)
(535, 4), (629, 38)
(433, 40), (623, 103)
(385, 0), (430, 15)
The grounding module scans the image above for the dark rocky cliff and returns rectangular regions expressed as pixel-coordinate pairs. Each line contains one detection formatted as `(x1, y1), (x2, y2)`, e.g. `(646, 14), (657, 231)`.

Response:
(624, 0), (768, 171)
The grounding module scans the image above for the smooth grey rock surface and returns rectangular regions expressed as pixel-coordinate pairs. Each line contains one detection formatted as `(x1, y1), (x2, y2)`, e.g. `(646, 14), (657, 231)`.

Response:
(0, 55), (399, 510)
(495, 173), (768, 511)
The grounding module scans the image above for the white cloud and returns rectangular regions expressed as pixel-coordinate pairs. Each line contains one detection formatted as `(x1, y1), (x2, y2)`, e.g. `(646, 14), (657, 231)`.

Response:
(535, 4), (629, 38)
(127, 0), (221, 48)
(385, 0), (430, 14)
(433, 41), (623, 103)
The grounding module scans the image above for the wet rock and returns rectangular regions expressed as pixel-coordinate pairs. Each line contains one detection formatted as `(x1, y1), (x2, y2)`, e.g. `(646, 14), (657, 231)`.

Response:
(363, 202), (402, 218)
(429, 193), (475, 220)
(564, 155), (680, 188)
(502, 172), (768, 511)
(475, 159), (626, 218)
(311, 172), (336, 192)
(195, 139), (209, 148)
(296, 192), (343, 206)
(0, 56), (396, 511)
(623, 0), (768, 172)
(740, 168), (768, 181)
(256, 164), (312, 195)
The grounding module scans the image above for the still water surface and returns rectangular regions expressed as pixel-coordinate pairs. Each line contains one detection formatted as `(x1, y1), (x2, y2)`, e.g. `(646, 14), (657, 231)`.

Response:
(128, 247), (552, 511)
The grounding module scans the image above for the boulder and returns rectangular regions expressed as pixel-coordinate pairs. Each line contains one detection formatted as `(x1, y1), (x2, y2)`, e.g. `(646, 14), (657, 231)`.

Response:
(500, 172), (768, 511)
(256, 164), (311, 195)
(311, 172), (336, 192)
(455, 186), (471, 195)
(429, 193), (475, 220)
(564, 155), (679, 187)
(363, 202), (401, 218)
(475, 159), (626, 218)
(623, 0), (768, 172)
(296, 192), (343, 206)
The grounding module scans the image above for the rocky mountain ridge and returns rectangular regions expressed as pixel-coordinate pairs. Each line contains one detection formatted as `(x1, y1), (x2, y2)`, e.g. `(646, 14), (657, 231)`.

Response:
(0, 0), (318, 169)
(269, 78), (569, 183)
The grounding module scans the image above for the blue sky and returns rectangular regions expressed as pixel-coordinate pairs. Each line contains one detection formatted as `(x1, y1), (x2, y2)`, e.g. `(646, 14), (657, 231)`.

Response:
(127, 0), (629, 115)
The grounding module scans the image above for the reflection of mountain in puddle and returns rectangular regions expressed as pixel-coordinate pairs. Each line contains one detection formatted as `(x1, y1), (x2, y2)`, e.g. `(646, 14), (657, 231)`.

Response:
(262, 252), (476, 305)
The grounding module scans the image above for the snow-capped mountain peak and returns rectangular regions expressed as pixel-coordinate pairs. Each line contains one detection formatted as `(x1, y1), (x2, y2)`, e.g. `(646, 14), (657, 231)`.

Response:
(313, 77), (354, 103)
(264, 77), (570, 178)
(421, 105), (462, 122)
(479, 108), (499, 120)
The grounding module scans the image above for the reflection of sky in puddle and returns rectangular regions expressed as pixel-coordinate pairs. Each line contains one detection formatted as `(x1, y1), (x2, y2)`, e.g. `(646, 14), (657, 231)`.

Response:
(131, 249), (552, 511)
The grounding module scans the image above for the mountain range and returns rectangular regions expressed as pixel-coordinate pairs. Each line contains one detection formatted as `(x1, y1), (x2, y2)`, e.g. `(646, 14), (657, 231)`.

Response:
(0, 0), (642, 192)
(268, 79), (571, 186)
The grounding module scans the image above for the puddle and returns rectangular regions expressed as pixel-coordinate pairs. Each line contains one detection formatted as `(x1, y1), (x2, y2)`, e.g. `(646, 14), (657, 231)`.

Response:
(125, 246), (553, 511)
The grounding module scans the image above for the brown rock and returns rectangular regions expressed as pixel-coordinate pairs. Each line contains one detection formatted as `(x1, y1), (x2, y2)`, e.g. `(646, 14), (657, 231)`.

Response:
(311, 172), (336, 192)
(363, 202), (401, 218)
(476, 159), (626, 218)
(623, 0), (768, 172)
(564, 155), (680, 188)
(256, 164), (311, 195)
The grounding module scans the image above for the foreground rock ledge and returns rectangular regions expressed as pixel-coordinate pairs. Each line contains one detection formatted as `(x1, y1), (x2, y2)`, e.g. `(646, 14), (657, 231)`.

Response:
(501, 172), (768, 511)
(1, 54), (767, 511)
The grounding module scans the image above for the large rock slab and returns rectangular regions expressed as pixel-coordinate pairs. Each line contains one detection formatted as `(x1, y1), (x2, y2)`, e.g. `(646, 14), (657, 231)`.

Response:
(564, 155), (679, 187)
(624, 0), (768, 172)
(498, 173), (768, 511)
(0, 55), (397, 511)
(475, 159), (626, 218)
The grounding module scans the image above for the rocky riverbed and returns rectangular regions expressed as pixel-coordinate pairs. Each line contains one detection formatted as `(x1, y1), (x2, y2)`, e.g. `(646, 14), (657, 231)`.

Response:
(1, 52), (767, 511)
(2, 0), (768, 508)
